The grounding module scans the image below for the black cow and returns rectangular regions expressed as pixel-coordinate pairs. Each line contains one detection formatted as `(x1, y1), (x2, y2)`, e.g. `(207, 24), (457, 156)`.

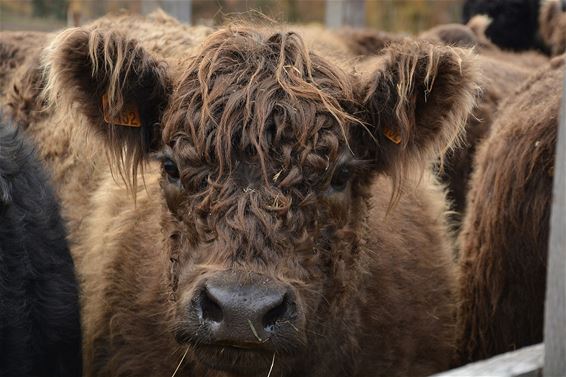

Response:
(0, 117), (82, 377)
(463, 0), (547, 52)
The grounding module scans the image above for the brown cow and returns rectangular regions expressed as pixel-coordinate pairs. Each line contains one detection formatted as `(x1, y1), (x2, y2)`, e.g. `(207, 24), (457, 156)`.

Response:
(540, 0), (566, 56)
(457, 55), (565, 363)
(3, 13), (479, 377)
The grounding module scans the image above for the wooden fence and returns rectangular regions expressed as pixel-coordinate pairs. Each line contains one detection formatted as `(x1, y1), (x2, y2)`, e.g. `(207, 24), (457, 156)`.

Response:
(544, 59), (566, 377)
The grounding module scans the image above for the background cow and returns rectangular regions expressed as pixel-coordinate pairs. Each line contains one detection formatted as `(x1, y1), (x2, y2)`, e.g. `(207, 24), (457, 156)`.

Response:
(333, 27), (404, 57)
(0, 31), (50, 133)
(0, 117), (82, 377)
(540, 0), (566, 56)
(426, 20), (547, 221)
(0, 31), (47, 92)
(457, 55), (565, 363)
(462, 0), (546, 52)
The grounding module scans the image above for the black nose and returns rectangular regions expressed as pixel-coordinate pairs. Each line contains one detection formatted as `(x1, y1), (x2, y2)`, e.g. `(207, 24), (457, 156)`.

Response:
(192, 273), (298, 345)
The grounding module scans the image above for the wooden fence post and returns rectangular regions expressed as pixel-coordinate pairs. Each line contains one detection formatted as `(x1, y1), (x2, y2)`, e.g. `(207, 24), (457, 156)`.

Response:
(543, 62), (566, 376)
(325, 0), (343, 28)
(160, 0), (192, 24)
(343, 0), (365, 28)
(325, 0), (365, 28)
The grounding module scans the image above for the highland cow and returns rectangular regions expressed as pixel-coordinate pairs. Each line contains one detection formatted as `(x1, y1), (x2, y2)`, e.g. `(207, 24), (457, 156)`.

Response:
(2, 13), (479, 377)
(457, 55), (565, 363)
(0, 117), (82, 377)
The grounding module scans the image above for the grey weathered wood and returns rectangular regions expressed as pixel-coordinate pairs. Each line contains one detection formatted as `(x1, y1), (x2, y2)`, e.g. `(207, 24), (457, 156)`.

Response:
(343, 0), (365, 28)
(431, 344), (544, 377)
(325, 0), (344, 28)
(544, 59), (566, 377)
(141, 0), (160, 15)
(325, 0), (365, 28)
(160, 0), (192, 24)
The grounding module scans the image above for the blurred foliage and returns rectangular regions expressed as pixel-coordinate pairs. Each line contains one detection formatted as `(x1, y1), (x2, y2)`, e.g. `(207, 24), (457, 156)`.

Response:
(192, 0), (462, 31)
(367, 0), (463, 34)
(0, 0), (67, 30)
(191, 0), (326, 25)
(32, 0), (68, 20)
(1, 0), (464, 33)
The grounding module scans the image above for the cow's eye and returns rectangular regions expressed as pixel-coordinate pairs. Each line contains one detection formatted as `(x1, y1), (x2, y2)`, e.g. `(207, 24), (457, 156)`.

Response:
(163, 158), (180, 182)
(331, 165), (351, 191)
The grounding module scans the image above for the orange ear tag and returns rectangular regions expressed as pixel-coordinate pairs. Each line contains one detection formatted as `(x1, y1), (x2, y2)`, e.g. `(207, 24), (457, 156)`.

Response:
(102, 94), (142, 128)
(383, 126), (401, 144)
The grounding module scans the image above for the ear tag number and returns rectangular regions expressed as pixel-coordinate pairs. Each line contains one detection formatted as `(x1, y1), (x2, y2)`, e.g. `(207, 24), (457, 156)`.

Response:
(383, 126), (401, 144)
(102, 94), (142, 128)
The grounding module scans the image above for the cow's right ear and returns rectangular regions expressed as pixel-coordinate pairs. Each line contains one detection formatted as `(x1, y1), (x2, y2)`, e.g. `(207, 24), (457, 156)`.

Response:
(44, 27), (171, 162)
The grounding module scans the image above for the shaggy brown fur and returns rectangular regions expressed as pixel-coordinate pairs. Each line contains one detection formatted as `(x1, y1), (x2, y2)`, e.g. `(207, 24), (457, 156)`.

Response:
(334, 28), (404, 57)
(457, 55), (565, 363)
(540, 0), (566, 56)
(4, 12), (479, 377)
(440, 55), (534, 218)
(417, 20), (547, 218)
(0, 31), (47, 93)
(289, 25), (363, 62)
(337, 23), (546, 222)
(1, 12), (212, 240)
(419, 24), (479, 48)
(0, 32), (50, 130)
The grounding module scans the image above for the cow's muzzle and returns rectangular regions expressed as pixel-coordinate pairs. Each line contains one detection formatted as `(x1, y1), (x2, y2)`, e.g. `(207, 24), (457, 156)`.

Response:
(179, 271), (306, 374)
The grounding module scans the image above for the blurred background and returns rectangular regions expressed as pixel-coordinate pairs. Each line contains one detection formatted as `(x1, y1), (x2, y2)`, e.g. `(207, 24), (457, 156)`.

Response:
(0, 0), (465, 34)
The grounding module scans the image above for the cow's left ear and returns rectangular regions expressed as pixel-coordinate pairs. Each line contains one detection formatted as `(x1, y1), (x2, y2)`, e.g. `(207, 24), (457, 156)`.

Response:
(44, 27), (172, 163)
(353, 41), (478, 177)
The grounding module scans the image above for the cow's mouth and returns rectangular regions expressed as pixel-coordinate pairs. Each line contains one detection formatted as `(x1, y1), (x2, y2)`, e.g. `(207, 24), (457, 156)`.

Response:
(193, 344), (277, 376)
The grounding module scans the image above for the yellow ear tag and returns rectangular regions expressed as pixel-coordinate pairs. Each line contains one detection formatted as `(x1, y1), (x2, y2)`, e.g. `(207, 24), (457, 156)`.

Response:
(383, 126), (401, 144)
(102, 94), (142, 128)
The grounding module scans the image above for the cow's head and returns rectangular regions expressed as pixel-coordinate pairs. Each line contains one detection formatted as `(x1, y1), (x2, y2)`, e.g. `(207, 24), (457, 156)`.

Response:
(45, 25), (476, 376)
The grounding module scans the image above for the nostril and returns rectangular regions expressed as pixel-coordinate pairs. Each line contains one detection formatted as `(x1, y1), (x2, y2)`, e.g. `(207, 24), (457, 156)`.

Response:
(262, 295), (293, 332)
(199, 289), (223, 323)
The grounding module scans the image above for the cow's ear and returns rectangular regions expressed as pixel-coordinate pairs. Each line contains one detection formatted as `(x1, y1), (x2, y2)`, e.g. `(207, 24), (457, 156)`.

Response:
(353, 41), (478, 181)
(44, 27), (171, 162)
